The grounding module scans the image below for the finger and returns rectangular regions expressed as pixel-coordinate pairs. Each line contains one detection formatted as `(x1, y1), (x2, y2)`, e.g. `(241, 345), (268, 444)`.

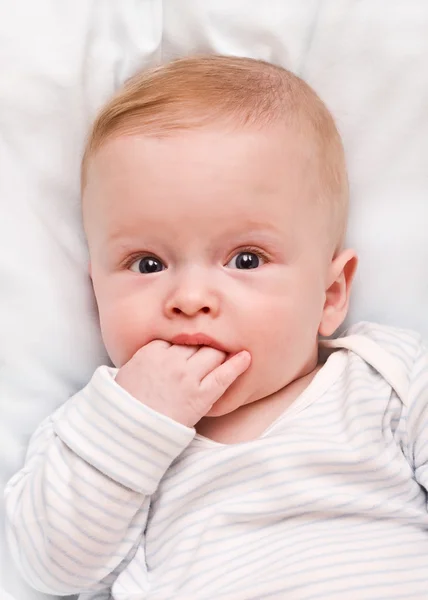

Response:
(168, 343), (201, 359)
(145, 339), (171, 351)
(188, 346), (227, 379)
(199, 351), (251, 398)
(135, 339), (171, 359)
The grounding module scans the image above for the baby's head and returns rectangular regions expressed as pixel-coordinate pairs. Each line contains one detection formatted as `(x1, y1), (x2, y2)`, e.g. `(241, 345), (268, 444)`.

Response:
(81, 55), (357, 417)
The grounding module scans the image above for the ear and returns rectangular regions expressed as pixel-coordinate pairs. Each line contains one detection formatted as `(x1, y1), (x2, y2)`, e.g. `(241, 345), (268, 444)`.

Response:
(318, 249), (358, 337)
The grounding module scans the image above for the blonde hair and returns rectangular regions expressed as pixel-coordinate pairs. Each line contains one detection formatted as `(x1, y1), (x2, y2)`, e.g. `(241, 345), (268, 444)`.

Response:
(82, 55), (348, 250)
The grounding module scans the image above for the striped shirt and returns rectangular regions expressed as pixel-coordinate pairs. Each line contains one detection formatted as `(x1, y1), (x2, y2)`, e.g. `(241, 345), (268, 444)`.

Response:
(5, 322), (428, 599)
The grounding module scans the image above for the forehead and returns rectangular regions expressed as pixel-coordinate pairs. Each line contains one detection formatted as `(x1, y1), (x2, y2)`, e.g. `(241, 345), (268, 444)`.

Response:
(83, 127), (318, 240)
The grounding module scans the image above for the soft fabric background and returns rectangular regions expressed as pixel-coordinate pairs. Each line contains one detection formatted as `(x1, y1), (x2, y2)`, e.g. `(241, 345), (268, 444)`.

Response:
(1, 1), (427, 599)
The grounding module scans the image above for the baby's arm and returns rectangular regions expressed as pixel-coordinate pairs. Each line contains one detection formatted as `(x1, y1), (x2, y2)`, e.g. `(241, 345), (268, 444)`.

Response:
(5, 341), (250, 595)
(4, 366), (195, 596)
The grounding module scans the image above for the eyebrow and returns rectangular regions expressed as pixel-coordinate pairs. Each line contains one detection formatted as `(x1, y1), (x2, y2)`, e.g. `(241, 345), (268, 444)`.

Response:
(220, 224), (286, 244)
(107, 217), (283, 237)
(104, 214), (290, 256)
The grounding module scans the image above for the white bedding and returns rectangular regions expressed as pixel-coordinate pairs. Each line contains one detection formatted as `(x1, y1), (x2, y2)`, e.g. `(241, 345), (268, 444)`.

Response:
(1, 1), (427, 599)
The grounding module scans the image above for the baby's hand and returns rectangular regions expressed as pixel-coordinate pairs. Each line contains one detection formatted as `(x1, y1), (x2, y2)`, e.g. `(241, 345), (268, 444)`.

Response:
(115, 341), (251, 427)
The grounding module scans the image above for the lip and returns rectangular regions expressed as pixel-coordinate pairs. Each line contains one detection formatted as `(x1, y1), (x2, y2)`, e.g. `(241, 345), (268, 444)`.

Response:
(170, 333), (228, 353)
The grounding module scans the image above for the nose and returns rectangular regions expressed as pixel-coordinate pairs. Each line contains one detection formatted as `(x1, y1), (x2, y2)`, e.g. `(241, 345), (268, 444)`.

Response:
(164, 269), (221, 318)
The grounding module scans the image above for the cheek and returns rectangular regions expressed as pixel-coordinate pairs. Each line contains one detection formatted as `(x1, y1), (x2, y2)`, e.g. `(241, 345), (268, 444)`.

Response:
(99, 308), (135, 367)
(96, 289), (156, 367)
(244, 286), (322, 371)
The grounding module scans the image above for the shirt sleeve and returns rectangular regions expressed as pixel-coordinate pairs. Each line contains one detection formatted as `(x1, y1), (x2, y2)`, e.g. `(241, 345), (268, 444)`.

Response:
(404, 340), (428, 498)
(4, 366), (195, 596)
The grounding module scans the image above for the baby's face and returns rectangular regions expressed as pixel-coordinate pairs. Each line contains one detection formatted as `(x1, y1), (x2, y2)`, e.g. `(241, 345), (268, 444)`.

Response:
(84, 125), (335, 417)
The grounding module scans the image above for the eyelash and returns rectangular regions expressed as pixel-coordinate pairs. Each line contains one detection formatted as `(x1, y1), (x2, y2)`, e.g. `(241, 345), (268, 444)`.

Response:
(123, 246), (271, 270)
(231, 246), (271, 264)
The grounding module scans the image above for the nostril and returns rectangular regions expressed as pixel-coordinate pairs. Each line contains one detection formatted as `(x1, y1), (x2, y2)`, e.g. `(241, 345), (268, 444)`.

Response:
(171, 306), (210, 315)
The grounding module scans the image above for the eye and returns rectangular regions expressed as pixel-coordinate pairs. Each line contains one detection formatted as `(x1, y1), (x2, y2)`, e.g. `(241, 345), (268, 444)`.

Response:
(226, 250), (266, 270)
(129, 256), (165, 274)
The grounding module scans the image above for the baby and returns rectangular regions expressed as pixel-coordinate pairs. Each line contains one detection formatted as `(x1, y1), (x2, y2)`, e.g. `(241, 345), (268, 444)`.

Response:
(5, 56), (428, 599)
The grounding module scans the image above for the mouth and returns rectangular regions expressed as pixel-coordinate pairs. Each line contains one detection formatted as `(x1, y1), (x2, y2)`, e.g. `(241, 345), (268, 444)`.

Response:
(170, 333), (228, 353)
